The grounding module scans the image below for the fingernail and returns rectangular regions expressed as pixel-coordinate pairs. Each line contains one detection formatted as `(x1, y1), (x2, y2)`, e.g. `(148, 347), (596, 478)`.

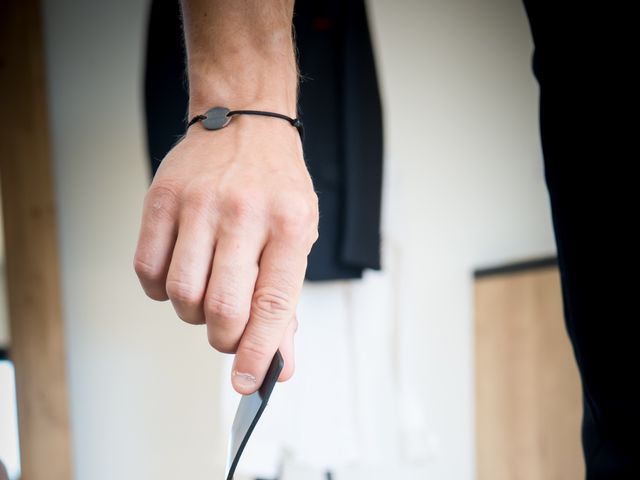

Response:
(232, 369), (257, 391)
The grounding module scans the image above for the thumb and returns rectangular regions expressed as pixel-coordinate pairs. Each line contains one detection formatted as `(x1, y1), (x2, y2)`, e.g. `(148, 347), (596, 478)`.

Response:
(277, 315), (298, 382)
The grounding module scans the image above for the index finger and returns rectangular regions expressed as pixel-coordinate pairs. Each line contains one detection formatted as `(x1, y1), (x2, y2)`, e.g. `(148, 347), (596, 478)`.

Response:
(230, 235), (309, 394)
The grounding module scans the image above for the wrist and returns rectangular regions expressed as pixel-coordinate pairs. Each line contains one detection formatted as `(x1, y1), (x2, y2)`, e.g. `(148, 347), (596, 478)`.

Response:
(187, 52), (298, 119)
(184, 109), (305, 163)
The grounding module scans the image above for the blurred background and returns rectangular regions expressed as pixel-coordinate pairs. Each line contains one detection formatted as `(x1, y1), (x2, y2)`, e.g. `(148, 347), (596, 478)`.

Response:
(0, 0), (584, 479)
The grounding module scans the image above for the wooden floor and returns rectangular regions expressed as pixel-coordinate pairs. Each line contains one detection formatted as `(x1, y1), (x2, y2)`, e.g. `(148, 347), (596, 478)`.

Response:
(475, 263), (584, 480)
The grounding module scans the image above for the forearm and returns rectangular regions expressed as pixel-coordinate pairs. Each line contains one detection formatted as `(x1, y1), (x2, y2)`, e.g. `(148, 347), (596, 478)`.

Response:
(180, 0), (299, 118)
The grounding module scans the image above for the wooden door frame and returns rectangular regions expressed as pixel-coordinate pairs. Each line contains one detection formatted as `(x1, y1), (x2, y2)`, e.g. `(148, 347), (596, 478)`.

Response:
(0, 1), (74, 479)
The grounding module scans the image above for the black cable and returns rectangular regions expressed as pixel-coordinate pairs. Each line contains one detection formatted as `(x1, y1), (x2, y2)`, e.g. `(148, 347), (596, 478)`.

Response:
(186, 114), (207, 128)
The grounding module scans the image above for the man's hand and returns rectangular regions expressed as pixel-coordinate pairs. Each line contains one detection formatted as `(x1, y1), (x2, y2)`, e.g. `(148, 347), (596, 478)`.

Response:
(133, 0), (319, 395)
(134, 115), (318, 394)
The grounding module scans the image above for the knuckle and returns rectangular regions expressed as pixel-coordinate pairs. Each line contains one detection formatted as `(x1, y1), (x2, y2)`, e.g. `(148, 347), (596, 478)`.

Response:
(182, 183), (216, 215)
(166, 278), (201, 306)
(205, 293), (245, 324)
(252, 286), (294, 320)
(145, 182), (180, 221)
(133, 256), (162, 283)
(133, 257), (168, 301)
(310, 226), (320, 244)
(239, 337), (269, 360)
(309, 191), (320, 213)
(272, 195), (318, 239)
(223, 190), (263, 225)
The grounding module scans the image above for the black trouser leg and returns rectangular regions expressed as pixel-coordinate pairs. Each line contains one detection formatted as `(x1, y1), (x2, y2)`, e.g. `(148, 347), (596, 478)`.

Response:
(522, 1), (639, 478)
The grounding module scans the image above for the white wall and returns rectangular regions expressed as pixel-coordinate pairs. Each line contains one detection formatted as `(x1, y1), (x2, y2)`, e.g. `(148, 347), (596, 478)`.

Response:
(42, 1), (225, 479)
(366, 0), (555, 478)
(40, 0), (555, 479)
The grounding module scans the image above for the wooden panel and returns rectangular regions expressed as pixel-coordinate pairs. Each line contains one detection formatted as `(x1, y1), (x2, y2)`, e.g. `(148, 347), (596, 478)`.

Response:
(0, 1), (74, 479)
(475, 266), (584, 480)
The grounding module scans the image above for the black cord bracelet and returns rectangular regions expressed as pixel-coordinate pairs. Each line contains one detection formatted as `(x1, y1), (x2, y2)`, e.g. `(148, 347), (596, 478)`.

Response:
(187, 106), (304, 142)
